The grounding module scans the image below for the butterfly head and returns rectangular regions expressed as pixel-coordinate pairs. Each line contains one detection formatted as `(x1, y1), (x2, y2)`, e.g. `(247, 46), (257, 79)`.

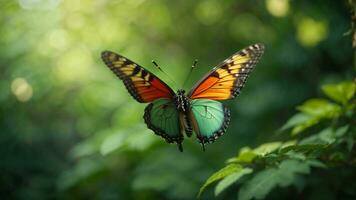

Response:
(175, 89), (189, 112)
(177, 89), (186, 95)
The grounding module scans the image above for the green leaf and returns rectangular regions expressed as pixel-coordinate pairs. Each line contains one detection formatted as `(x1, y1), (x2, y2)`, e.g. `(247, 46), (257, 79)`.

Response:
(198, 164), (242, 197)
(306, 159), (327, 168)
(298, 134), (320, 144)
(279, 144), (328, 154)
(318, 128), (336, 144)
(289, 99), (341, 135)
(253, 142), (283, 156)
(100, 131), (126, 155)
(322, 81), (356, 104)
(299, 128), (338, 145)
(335, 125), (349, 137)
(238, 159), (311, 200)
(300, 126), (349, 145)
(227, 147), (258, 164)
(228, 143), (283, 165)
(285, 152), (307, 160)
(100, 125), (156, 155)
(280, 140), (298, 149)
(214, 168), (253, 196)
(297, 99), (341, 118)
(291, 117), (320, 135)
(70, 129), (114, 158)
(57, 158), (104, 190)
(280, 113), (312, 131)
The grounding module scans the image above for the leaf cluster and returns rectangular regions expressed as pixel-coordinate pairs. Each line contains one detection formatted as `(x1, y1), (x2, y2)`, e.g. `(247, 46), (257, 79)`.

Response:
(199, 81), (356, 200)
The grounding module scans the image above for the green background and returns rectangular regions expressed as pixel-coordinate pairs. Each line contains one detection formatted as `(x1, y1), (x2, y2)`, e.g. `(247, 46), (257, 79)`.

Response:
(0, 0), (353, 199)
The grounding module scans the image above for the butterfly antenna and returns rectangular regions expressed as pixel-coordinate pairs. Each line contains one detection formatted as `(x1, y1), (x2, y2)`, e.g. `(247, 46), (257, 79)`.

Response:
(177, 143), (183, 152)
(182, 59), (198, 89)
(152, 60), (178, 86)
(201, 142), (206, 152)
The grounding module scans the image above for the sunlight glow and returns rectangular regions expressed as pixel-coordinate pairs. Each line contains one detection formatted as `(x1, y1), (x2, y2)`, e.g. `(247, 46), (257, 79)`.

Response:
(66, 12), (86, 30)
(54, 47), (93, 82)
(229, 14), (266, 41)
(297, 17), (328, 47)
(63, 0), (82, 12)
(266, 0), (289, 17)
(195, 0), (223, 25)
(49, 29), (69, 50)
(18, 0), (60, 10)
(11, 78), (33, 102)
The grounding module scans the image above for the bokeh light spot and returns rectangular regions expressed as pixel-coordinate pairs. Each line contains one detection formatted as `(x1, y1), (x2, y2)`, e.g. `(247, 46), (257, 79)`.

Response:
(55, 47), (94, 82)
(195, 0), (222, 25)
(147, 4), (171, 31)
(48, 29), (69, 50)
(297, 17), (328, 47)
(63, 0), (82, 12)
(11, 78), (33, 102)
(229, 14), (275, 42)
(266, 0), (289, 17)
(18, 0), (61, 10)
(66, 12), (86, 30)
(98, 18), (127, 44)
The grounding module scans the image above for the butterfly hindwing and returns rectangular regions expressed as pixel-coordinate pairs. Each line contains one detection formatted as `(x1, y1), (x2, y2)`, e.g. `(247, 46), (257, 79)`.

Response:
(189, 99), (230, 148)
(188, 44), (264, 100)
(143, 99), (184, 151)
(101, 51), (175, 103)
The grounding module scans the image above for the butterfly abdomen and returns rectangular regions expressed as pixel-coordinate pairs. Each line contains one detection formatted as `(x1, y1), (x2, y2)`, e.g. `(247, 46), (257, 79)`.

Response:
(179, 112), (193, 137)
(174, 89), (193, 137)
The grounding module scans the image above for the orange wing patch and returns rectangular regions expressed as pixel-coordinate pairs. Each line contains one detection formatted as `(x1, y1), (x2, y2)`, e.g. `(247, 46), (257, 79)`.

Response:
(189, 44), (264, 100)
(101, 51), (175, 103)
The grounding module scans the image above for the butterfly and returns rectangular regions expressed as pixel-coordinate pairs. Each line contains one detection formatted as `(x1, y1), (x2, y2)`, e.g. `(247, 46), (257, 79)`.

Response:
(101, 44), (264, 152)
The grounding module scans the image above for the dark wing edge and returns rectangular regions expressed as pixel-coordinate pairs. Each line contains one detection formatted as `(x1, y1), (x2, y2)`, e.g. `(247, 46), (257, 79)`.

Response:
(101, 51), (175, 103)
(143, 103), (184, 151)
(188, 43), (265, 99)
(189, 105), (231, 151)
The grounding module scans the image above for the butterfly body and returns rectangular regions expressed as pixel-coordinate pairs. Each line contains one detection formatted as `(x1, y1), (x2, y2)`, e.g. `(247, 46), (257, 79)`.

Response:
(174, 89), (190, 112)
(173, 90), (193, 137)
(101, 44), (264, 151)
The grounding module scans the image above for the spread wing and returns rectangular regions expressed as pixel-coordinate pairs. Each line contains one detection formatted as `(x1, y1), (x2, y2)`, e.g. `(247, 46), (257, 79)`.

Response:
(188, 99), (230, 151)
(188, 44), (264, 100)
(144, 99), (184, 151)
(101, 51), (175, 103)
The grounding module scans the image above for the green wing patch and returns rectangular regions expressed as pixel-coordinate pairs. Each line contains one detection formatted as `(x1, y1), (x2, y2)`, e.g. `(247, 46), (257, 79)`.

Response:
(189, 99), (230, 148)
(144, 99), (184, 151)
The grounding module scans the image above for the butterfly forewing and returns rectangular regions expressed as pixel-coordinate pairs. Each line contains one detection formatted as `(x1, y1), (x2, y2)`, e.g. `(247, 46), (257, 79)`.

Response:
(101, 51), (175, 103)
(188, 44), (265, 100)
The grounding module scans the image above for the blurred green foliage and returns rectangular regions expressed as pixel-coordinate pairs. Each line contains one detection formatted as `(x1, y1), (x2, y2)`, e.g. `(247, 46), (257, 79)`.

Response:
(0, 0), (354, 199)
(199, 81), (356, 199)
